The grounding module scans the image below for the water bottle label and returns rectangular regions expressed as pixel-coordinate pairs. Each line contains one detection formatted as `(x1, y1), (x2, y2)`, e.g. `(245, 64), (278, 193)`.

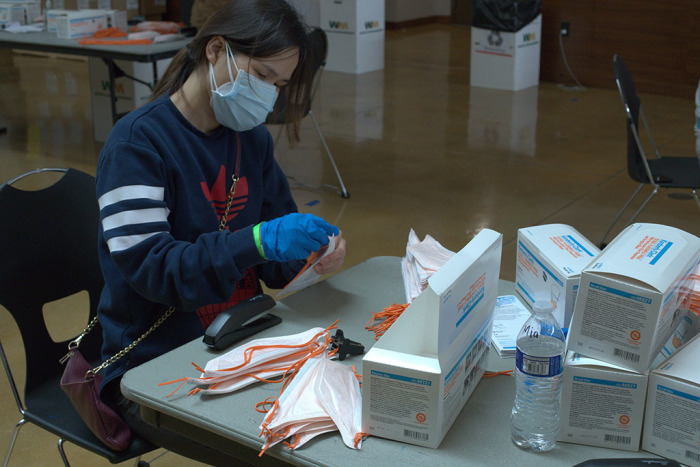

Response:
(515, 349), (563, 377)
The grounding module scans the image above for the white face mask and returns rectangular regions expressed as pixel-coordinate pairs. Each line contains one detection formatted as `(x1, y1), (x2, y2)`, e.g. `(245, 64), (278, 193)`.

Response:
(209, 43), (279, 131)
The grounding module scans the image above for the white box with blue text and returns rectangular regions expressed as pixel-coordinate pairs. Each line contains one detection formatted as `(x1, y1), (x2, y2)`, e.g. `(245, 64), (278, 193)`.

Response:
(361, 229), (502, 448)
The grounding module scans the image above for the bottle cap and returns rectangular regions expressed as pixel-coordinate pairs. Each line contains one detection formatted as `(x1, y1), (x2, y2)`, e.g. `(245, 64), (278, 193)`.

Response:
(532, 298), (553, 314)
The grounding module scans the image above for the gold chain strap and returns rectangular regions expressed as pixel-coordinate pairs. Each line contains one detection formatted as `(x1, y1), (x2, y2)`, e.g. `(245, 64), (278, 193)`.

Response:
(70, 169), (240, 379)
(218, 173), (239, 231)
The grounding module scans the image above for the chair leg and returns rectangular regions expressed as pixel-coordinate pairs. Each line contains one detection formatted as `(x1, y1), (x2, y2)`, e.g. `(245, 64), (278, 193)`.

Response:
(57, 439), (70, 467)
(599, 183), (644, 248)
(309, 110), (350, 198)
(624, 185), (658, 227)
(693, 189), (700, 211)
(2, 418), (26, 467)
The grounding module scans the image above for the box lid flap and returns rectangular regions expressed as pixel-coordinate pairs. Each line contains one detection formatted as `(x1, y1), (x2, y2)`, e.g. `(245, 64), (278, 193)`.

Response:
(653, 333), (700, 385)
(519, 224), (600, 274)
(585, 224), (700, 291)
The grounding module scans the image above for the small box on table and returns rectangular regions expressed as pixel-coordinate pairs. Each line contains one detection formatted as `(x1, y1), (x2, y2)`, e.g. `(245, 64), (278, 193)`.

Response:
(362, 229), (502, 448)
(515, 223), (599, 329)
(567, 223), (700, 373)
(643, 333), (700, 466)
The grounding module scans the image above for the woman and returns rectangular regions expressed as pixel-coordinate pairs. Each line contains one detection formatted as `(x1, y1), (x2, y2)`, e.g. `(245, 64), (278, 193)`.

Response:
(95, 0), (346, 461)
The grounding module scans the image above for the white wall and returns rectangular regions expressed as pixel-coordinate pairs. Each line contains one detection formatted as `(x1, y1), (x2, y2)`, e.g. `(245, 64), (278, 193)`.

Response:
(385, 0), (451, 23)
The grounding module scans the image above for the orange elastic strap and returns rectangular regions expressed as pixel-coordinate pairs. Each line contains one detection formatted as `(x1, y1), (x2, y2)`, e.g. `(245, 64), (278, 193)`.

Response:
(78, 38), (153, 45)
(283, 433), (301, 450)
(365, 303), (408, 340)
(483, 370), (513, 378)
(280, 249), (322, 293)
(214, 322), (336, 373)
(354, 432), (369, 448)
(256, 396), (278, 414)
(91, 27), (127, 38)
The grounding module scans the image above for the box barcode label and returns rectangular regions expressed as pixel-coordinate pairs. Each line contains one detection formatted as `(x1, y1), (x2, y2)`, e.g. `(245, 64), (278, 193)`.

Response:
(686, 450), (700, 462)
(604, 434), (631, 445)
(613, 348), (640, 363)
(403, 429), (428, 441)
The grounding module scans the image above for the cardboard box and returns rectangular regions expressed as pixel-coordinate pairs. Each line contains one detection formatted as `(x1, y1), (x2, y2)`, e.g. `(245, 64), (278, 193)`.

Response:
(88, 56), (171, 142)
(45, 8), (68, 32)
(320, 0), (384, 74)
(651, 310), (700, 369)
(362, 228), (502, 448)
(470, 13), (541, 90)
(81, 8), (125, 30)
(642, 333), (700, 466)
(558, 351), (649, 451)
(515, 224), (600, 329)
(0, 3), (26, 25)
(56, 9), (106, 38)
(567, 223), (700, 372)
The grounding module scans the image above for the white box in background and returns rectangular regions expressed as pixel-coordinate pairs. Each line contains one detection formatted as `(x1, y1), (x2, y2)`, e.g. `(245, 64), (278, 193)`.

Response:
(362, 229), (502, 448)
(470, 13), (541, 90)
(320, 0), (384, 74)
(0, 3), (26, 25)
(56, 10), (106, 38)
(2, 1), (41, 25)
(515, 224), (600, 329)
(558, 351), (649, 451)
(81, 8), (126, 30)
(643, 333), (700, 466)
(88, 57), (171, 142)
(46, 9), (68, 32)
(567, 223), (700, 372)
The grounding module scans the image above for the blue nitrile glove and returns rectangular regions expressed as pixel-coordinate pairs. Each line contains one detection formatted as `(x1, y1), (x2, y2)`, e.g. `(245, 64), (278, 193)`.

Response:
(257, 213), (339, 262)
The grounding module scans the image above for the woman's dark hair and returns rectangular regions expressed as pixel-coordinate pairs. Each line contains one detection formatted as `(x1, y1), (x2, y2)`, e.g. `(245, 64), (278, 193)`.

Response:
(151, 0), (312, 140)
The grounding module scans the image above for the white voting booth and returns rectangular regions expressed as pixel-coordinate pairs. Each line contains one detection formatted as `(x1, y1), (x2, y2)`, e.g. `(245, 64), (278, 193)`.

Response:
(470, 13), (541, 90)
(320, 0), (384, 74)
(362, 229), (502, 448)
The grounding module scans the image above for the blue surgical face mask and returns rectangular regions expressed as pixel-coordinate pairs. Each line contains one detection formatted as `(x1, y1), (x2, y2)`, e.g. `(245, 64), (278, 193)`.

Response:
(209, 43), (279, 131)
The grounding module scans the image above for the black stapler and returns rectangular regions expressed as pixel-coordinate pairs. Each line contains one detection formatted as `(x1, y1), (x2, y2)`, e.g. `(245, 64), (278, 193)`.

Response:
(203, 294), (280, 350)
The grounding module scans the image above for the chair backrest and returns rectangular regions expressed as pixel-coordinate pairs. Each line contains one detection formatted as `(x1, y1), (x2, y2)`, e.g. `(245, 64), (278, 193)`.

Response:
(266, 27), (328, 125)
(0, 168), (104, 395)
(612, 54), (648, 183)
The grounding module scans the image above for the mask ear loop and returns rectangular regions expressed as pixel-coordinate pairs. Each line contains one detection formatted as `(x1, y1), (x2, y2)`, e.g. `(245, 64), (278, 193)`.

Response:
(209, 40), (236, 91)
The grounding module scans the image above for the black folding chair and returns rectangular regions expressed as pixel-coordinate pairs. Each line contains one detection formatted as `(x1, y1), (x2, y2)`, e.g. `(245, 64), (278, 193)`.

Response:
(0, 168), (156, 466)
(599, 55), (700, 247)
(266, 27), (350, 198)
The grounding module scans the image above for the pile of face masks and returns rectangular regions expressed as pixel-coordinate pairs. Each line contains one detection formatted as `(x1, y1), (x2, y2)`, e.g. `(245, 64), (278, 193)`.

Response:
(401, 229), (455, 303)
(159, 324), (364, 455)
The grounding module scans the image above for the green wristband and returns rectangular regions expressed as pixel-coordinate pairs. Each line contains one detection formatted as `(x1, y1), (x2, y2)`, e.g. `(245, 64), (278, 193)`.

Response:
(253, 223), (266, 259)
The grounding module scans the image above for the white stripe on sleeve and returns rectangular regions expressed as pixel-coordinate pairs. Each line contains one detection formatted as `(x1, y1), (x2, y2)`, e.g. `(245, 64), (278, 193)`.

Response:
(106, 232), (160, 253)
(102, 208), (169, 232)
(98, 185), (165, 209)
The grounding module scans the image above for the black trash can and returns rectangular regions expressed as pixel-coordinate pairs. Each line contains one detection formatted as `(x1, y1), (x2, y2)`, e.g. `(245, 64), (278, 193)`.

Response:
(470, 0), (542, 90)
(472, 0), (541, 32)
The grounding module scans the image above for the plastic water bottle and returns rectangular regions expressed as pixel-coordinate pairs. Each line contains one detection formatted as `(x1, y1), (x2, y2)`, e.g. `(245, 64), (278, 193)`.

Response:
(510, 299), (566, 452)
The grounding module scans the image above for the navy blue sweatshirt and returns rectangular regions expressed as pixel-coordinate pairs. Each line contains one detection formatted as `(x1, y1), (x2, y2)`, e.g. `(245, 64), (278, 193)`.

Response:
(95, 95), (302, 396)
